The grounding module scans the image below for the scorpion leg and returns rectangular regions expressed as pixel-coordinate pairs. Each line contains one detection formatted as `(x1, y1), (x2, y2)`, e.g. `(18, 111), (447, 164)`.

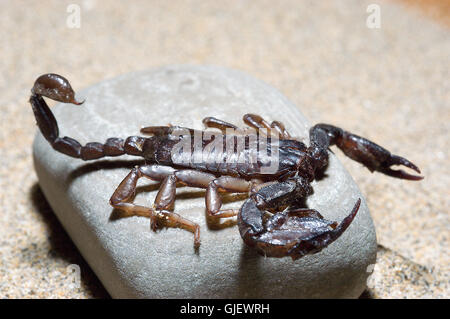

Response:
(243, 114), (272, 131)
(156, 172), (254, 219)
(110, 165), (166, 225)
(152, 171), (263, 243)
(112, 167), (255, 247)
(310, 124), (423, 180)
(206, 176), (255, 218)
(157, 171), (265, 220)
(140, 126), (174, 136)
(153, 170), (217, 212)
(202, 116), (255, 136)
(151, 169), (225, 247)
(110, 165), (203, 247)
(202, 117), (238, 133)
(270, 121), (291, 139)
(243, 114), (291, 139)
(140, 125), (195, 137)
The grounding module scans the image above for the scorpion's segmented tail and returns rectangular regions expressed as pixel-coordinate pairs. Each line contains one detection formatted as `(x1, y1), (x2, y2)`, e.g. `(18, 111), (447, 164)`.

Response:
(30, 74), (145, 160)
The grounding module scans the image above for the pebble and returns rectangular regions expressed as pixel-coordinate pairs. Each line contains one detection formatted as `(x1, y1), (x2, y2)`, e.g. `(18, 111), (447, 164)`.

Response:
(33, 65), (377, 298)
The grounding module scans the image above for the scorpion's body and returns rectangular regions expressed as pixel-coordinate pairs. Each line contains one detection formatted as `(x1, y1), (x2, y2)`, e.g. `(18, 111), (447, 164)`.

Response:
(142, 127), (306, 179)
(30, 74), (423, 260)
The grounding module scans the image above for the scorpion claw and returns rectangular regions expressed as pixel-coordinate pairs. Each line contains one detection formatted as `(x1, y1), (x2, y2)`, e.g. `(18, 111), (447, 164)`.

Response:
(380, 154), (423, 181)
(238, 198), (361, 260)
(380, 168), (423, 181)
(389, 155), (421, 173)
(287, 199), (361, 260)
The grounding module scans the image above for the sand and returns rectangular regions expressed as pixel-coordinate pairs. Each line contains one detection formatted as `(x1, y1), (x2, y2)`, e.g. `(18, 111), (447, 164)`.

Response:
(0, 0), (448, 298)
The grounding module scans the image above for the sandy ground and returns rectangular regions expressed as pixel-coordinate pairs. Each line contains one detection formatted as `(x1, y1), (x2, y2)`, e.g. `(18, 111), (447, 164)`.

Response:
(0, 0), (448, 298)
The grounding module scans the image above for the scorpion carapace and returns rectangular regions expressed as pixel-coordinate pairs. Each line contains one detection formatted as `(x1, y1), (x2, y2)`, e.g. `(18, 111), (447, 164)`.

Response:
(30, 73), (423, 260)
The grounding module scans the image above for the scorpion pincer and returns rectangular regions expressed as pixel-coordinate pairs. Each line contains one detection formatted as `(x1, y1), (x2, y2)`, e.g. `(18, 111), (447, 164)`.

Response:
(30, 73), (423, 260)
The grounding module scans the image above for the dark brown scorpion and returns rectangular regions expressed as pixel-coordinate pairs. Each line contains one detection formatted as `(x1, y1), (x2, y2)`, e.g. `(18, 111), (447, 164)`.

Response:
(30, 73), (423, 260)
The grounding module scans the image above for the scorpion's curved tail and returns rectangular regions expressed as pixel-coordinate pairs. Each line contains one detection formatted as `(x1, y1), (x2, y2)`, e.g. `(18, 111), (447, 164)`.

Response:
(238, 198), (361, 260)
(30, 73), (145, 160)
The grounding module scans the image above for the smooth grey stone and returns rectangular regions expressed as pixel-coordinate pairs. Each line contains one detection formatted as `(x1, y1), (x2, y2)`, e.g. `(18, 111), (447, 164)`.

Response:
(33, 65), (377, 298)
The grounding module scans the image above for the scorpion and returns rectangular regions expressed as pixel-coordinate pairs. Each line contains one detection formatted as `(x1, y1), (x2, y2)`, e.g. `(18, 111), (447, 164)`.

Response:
(30, 73), (423, 260)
